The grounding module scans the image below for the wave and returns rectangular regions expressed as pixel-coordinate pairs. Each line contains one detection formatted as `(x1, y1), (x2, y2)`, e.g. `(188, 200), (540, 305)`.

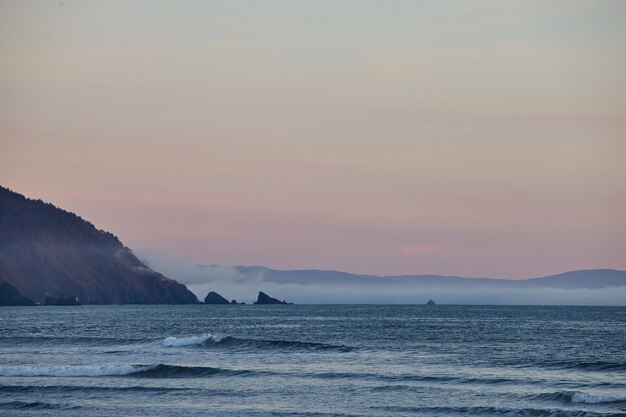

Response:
(534, 391), (626, 405)
(0, 336), (149, 347)
(537, 360), (626, 372)
(162, 333), (223, 347)
(0, 363), (259, 378)
(318, 371), (526, 386)
(568, 361), (626, 372)
(130, 364), (257, 378)
(375, 405), (626, 416)
(1, 333), (353, 352)
(162, 333), (354, 352)
(0, 384), (185, 393)
(0, 364), (153, 377)
(0, 400), (79, 410)
(571, 391), (626, 404)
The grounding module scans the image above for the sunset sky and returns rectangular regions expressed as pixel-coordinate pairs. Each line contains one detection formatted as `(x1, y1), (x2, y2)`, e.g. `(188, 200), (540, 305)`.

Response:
(1, 1), (625, 278)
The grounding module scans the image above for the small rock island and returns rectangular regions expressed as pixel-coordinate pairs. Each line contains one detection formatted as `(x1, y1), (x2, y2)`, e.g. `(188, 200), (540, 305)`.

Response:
(254, 291), (292, 305)
(204, 291), (230, 304)
(426, 299), (436, 306)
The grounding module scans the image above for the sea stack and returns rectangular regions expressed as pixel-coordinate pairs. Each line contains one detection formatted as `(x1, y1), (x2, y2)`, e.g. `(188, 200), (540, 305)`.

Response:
(203, 291), (230, 304)
(426, 299), (436, 305)
(254, 291), (291, 305)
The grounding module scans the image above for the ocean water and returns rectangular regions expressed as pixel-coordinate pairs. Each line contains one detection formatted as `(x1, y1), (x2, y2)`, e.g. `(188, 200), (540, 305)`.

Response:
(0, 305), (625, 417)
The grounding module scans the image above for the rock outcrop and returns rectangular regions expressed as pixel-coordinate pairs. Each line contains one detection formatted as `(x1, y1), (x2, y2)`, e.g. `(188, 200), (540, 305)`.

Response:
(204, 291), (230, 304)
(426, 299), (436, 305)
(0, 186), (199, 305)
(254, 291), (291, 305)
(0, 281), (34, 306)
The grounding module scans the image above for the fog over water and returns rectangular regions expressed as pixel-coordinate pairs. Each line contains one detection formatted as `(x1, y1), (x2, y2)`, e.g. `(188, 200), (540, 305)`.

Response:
(139, 251), (626, 306)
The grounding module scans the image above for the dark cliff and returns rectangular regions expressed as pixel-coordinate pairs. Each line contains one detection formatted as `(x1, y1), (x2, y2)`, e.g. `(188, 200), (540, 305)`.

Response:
(0, 186), (198, 305)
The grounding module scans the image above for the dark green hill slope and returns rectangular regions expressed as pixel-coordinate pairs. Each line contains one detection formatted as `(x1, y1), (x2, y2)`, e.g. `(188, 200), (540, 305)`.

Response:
(0, 186), (198, 305)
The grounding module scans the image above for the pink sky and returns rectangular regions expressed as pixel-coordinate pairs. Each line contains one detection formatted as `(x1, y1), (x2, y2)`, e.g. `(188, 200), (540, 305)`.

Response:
(1, 1), (625, 278)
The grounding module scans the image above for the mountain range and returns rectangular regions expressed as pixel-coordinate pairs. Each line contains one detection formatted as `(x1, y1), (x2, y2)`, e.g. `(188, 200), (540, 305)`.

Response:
(139, 254), (626, 305)
(228, 265), (626, 289)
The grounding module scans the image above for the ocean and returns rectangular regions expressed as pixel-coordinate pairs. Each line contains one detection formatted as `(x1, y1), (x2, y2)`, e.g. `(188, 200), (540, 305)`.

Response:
(0, 305), (624, 417)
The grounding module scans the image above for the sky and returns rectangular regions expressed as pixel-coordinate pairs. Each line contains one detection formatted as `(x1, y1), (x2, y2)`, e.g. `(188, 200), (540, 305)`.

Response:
(1, 1), (625, 278)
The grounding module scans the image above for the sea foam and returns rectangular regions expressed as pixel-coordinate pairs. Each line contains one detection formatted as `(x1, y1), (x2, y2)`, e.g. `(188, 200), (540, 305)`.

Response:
(570, 391), (626, 404)
(162, 333), (353, 352)
(0, 364), (157, 377)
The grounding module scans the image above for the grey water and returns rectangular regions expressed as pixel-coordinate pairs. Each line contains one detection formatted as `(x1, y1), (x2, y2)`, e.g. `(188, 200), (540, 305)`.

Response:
(0, 305), (625, 417)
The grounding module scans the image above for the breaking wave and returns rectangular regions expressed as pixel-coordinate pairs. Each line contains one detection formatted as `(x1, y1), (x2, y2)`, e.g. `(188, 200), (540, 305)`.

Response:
(570, 392), (626, 404)
(162, 334), (224, 347)
(0, 364), (259, 378)
(533, 391), (626, 405)
(0, 364), (151, 377)
(162, 333), (354, 352)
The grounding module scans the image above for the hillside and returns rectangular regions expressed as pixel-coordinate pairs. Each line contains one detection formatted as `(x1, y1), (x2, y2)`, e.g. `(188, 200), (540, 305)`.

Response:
(0, 186), (198, 305)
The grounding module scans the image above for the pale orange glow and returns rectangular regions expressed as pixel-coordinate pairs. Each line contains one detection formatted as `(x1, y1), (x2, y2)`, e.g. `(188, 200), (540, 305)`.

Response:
(402, 245), (442, 255)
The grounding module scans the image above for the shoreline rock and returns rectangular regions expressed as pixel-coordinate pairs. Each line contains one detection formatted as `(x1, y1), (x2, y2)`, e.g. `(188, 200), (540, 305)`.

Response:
(203, 291), (230, 304)
(254, 291), (292, 305)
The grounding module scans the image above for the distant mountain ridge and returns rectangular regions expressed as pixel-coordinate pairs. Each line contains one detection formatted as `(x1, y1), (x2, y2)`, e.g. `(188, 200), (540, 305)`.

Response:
(229, 266), (626, 289)
(0, 186), (198, 305)
(137, 255), (626, 305)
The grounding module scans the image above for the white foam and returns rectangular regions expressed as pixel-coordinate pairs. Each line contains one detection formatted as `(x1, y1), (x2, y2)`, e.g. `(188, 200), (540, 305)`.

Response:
(162, 333), (223, 347)
(0, 364), (155, 377)
(571, 392), (625, 404)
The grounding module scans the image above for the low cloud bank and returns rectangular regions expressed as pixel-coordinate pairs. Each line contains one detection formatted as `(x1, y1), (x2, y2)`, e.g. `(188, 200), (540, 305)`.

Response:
(138, 251), (626, 306)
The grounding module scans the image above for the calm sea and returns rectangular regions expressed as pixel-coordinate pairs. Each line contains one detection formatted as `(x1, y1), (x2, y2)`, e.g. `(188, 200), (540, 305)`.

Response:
(0, 305), (625, 416)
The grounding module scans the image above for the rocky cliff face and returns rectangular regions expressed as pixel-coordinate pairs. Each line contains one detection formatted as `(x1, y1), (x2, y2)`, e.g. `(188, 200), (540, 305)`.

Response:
(0, 186), (198, 305)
